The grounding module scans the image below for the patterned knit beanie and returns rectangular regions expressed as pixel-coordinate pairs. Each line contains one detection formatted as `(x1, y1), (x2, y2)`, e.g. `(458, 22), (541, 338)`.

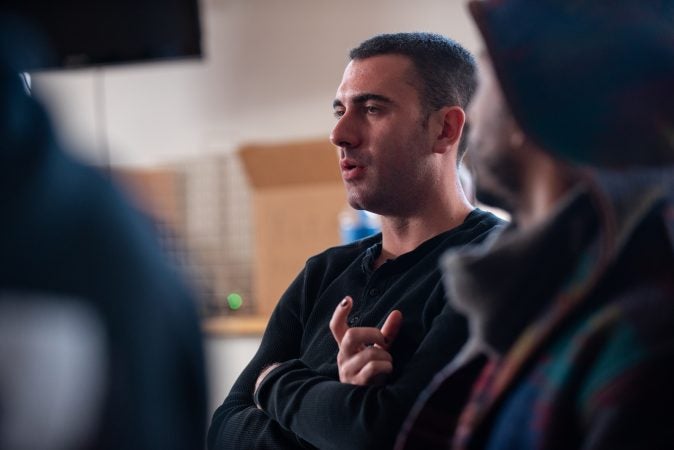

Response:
(469, 0), (674, 167)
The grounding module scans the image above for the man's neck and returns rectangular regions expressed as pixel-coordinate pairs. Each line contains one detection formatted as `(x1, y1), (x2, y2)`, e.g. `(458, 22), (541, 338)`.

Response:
(375, 194), (473, 269)
(514, 150), (576, 229)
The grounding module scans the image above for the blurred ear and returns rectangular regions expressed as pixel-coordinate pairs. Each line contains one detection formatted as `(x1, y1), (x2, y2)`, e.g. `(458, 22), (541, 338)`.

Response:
(433, 106), (466, 154)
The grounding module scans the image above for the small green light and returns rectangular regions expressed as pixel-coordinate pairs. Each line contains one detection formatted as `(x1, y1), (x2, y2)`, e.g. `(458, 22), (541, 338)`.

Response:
(227, 293), (243, 310)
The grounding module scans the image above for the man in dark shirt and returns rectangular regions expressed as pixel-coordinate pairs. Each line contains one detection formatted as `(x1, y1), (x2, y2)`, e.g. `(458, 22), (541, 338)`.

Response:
(208, 32), (504, 450)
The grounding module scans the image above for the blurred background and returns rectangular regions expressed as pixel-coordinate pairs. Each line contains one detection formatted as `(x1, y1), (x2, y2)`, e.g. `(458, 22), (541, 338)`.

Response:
(11, 0), (482, 416)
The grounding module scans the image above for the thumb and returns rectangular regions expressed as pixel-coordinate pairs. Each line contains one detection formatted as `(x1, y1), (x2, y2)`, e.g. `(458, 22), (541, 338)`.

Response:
(380, 310), (403, 349)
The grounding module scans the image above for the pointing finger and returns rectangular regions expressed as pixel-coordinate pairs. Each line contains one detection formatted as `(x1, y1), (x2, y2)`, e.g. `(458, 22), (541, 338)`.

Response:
(330, 296), (352, 346)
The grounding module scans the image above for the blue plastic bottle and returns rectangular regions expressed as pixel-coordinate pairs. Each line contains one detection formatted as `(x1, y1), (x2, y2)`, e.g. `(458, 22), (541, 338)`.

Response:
(339, 208), (381, 244)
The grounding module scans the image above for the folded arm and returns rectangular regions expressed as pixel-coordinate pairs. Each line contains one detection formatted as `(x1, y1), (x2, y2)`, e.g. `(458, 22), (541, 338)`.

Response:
(207, 272), (314, 450)
(255, 304), (470, 450)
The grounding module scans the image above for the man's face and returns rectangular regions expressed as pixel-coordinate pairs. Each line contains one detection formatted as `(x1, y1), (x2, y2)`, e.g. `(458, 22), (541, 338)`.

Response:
(467, 56), (524, 212)
(330, 54), (437, 215)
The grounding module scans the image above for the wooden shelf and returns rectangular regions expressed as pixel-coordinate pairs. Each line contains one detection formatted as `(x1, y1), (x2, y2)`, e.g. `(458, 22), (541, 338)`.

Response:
(202, 314), (269, 336)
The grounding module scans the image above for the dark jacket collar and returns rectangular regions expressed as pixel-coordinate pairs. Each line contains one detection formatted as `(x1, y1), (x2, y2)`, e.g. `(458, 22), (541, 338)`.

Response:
(442, 167), (674, 359)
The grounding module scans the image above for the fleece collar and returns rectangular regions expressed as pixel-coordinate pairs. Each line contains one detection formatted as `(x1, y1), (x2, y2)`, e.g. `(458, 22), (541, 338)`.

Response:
(442, 167), (674, 359)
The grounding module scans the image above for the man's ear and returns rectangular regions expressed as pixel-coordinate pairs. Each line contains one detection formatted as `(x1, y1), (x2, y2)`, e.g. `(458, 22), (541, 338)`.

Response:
(433, 106), (466, 154)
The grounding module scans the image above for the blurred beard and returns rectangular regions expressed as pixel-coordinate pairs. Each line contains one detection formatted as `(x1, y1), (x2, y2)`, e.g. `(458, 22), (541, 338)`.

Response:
(474, 183), (513, 212)
(472, 157), (522, 214)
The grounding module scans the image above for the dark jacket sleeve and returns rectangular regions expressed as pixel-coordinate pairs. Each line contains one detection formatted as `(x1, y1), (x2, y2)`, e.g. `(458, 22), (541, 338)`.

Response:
(254, 303), (470, 450)
(207, 269), (316, 450)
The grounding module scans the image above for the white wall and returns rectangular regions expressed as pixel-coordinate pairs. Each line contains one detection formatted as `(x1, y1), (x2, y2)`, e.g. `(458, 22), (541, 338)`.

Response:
(205, 336), (262, 414)
(30, 0), (480, 167)
(28, 0), (481, 418)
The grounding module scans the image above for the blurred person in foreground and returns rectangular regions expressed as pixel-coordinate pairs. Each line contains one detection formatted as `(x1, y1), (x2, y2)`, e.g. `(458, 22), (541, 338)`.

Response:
(0, 19), (207, 450)
(208, 32), (504, 450)
(397, 1), (674, 449)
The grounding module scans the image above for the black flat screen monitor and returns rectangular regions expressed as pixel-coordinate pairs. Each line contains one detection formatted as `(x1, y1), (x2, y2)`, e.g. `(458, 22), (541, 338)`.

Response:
(0, 0), (202, 70)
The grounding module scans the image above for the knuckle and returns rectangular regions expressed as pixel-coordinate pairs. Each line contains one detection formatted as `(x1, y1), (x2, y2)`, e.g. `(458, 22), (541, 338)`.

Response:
(364, 346), (388, 361)
(342, 329), (357, 347)
(361, 363), (375, 378)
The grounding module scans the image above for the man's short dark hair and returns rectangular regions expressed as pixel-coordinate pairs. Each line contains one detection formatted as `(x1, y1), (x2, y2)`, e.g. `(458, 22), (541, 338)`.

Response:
(350, 32), (477, 162)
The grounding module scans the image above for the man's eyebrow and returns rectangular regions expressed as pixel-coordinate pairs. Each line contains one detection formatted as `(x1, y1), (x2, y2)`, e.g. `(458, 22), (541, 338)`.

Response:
(353, 93), (393, 105)
(332, 93), (394, 109)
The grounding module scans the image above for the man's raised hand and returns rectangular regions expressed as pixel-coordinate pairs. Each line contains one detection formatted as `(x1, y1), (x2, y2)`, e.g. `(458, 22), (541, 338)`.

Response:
(329, 296), (403, 385)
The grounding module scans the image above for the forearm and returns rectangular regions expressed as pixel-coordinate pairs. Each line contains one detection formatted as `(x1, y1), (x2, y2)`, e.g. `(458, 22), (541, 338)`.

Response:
(208, 358), (313, 449)
(256, 309), (470, 450)
(208, 357), (315, 449)
(208, 395), (312, 450)
(207, 267), (313, 449)
(256, 359), (409, 450)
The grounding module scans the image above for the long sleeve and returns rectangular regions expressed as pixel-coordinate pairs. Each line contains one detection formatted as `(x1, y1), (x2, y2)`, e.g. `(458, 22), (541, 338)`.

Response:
(255, 303), (470, 450)
(207, 269), (315, 450)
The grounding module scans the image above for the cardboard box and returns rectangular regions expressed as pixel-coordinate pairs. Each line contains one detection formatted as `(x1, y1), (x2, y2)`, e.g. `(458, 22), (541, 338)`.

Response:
(113, 168), (185, 233)
(240, 139), (346, 317)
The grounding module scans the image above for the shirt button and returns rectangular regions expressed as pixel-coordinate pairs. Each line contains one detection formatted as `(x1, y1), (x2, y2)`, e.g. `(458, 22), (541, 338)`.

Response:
(368, 288), (380, 297)
(348, 315), (359, 326)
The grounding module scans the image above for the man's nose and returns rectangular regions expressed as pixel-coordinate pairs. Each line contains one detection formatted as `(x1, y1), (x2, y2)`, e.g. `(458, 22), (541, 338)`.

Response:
(330, 112), (360, 149)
